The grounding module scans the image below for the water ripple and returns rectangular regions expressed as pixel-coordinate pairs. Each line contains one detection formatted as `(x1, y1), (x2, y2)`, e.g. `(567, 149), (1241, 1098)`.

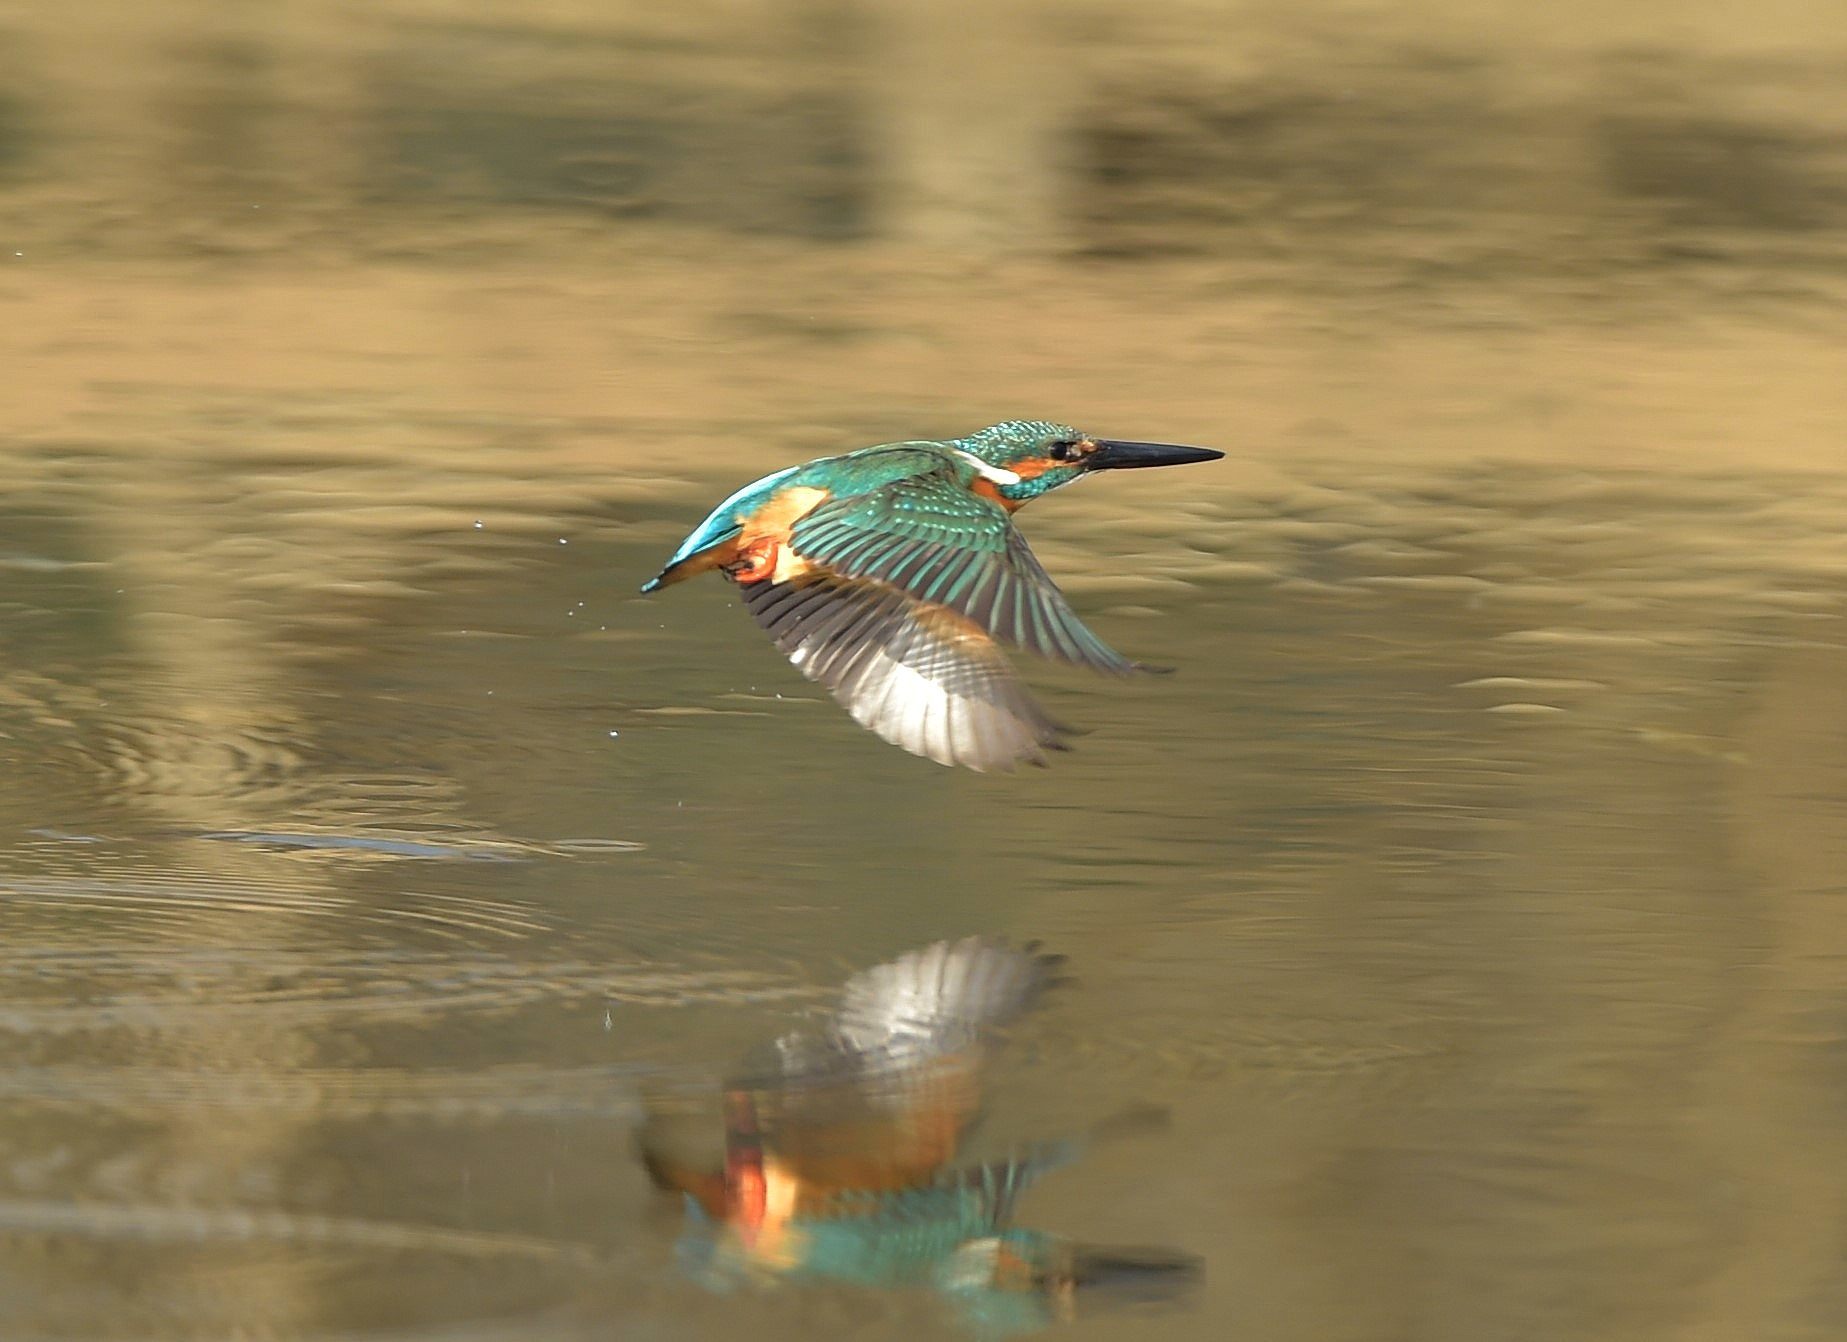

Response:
(0, 944), (809, 1033)
(0, 1198), (600, 1265)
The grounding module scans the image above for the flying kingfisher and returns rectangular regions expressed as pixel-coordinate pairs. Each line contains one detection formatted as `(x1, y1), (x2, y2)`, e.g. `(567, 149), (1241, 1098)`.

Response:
(640, 420), (1223, 771)
(634, 937), (1200, 1334)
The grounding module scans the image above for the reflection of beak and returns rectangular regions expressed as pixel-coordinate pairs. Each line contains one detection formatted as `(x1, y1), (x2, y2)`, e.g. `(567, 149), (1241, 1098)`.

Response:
(1062, 1244), (1204, 1304)
(1087, 439), (1225, 470)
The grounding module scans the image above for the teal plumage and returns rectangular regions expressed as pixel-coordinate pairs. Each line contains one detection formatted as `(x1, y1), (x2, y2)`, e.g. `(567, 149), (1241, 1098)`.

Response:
(678, 1162), (1079, 1336)
(787, 471), (1132, 673)
(641, 420), (1223, 771)
(773, 1152), (1071, 1287)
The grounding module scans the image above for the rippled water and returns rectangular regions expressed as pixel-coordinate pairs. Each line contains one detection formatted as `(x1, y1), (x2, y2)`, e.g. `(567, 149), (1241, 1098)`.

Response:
(4, 2), (1847, 1339)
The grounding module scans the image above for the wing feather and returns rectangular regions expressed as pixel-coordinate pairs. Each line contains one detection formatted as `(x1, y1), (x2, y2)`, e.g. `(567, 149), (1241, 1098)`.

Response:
(741, 576), (1072, 772)
(786, 470), (1137, 676)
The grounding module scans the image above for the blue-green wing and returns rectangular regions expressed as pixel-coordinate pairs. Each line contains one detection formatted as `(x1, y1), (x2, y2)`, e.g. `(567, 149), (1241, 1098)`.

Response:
(787, 471), (1135, 675)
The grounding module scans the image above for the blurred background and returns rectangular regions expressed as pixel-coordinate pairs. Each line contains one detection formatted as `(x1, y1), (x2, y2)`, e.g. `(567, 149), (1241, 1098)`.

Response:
(2, 0), (1846, 1338)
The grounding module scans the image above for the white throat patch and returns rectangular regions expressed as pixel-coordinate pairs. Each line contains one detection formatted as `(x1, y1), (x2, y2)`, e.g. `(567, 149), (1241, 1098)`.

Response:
(949, 448), (1022, 486)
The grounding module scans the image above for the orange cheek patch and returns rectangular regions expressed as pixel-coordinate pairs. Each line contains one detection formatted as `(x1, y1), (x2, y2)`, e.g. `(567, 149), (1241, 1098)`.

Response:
(971, 477), (1021, 511)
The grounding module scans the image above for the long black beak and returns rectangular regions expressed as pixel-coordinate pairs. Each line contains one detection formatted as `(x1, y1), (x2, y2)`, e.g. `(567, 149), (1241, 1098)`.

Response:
(1088, 439), (1225, 470)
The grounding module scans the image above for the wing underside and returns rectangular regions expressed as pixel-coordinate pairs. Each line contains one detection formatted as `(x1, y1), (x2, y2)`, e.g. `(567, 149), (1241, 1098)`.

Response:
(740, 575), (1074, 772)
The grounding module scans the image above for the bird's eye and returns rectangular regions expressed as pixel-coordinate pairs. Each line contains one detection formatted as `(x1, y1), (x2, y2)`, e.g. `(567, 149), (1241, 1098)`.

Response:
(1048, 438), (1081, 462)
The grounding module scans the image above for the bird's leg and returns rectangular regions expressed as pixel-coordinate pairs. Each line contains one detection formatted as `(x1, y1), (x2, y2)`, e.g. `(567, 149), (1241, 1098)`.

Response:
(725, 537), (780, 585)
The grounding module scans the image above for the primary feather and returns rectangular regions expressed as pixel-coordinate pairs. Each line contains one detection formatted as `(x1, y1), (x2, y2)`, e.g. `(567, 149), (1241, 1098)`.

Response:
(741, 575), (1073, 772)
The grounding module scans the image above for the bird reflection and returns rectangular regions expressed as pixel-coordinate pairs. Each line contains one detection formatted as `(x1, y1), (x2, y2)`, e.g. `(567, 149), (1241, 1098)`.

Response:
(635, 938), (1199, 1335)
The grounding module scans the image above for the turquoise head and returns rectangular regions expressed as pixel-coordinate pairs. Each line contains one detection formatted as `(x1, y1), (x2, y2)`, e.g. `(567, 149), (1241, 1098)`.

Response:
(953, 421), (1224, 507)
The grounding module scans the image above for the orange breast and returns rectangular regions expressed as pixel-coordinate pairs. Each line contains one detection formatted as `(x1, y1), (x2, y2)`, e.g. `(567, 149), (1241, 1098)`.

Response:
(740, 486), (831, 582)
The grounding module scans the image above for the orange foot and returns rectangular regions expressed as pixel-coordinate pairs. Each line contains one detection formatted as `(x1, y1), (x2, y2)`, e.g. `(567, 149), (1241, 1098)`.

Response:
(727, 537), (779, 584)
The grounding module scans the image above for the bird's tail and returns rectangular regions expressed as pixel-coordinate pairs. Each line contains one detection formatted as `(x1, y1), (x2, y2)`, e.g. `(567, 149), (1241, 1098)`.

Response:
(638, 555), (704, 594)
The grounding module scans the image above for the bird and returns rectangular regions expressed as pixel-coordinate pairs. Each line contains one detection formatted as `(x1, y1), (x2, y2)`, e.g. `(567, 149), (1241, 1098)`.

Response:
(640, 420), (1223, 772)
(634, 937), (1200, 1333)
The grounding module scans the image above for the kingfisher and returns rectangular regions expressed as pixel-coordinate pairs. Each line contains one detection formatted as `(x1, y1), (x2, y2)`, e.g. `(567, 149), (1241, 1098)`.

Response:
(640, 420), (1223, 771)
(634, 938), (1200, 1334)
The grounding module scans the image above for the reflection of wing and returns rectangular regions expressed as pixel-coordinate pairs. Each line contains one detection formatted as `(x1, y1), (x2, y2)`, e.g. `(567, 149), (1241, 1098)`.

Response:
(736, 940), (1063, 1200)
(741, 575), (1072, 771)
(739, 938), (1063, 1090)
(831, 937), (1061, 1065)
(788, 470), (1136, 674)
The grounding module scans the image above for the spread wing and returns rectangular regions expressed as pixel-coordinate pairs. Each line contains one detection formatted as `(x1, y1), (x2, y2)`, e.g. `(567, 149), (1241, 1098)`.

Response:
(786, 470), (1137, 676)
(741, 575), (1072, 772)
(731, 939), (1064, 1199)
